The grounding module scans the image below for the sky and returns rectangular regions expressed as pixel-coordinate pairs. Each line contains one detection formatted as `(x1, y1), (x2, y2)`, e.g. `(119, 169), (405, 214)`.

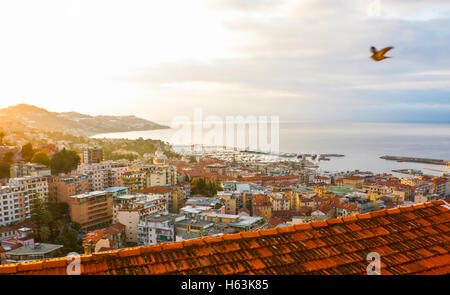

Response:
(0, 0), (449, 124)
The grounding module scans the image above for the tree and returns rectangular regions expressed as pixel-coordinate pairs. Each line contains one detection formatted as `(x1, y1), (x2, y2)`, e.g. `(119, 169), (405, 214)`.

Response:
(31, 198), (47, 227)
(31, 151), (50, 167)
(0, 164), (9, 178)
(0, 131), (5, 145)
(215, 180), (223, 192)
(2, 151), (14, 164)
(57, 229), (83, 254)
(188, 155), (197, 163)
(21, 143), (34, 161)
(191, 178), (221, 197)
(50, 149), (80, 175)
(71, 222), (81, 232)
(39, 226), (51, 241)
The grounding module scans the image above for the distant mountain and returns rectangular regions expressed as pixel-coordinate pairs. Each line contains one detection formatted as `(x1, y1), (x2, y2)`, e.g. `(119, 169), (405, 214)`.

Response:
(0, 104), (168, 136)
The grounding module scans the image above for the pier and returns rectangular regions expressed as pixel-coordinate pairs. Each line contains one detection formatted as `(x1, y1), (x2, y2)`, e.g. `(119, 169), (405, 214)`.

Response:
(380, 155), (449, 166)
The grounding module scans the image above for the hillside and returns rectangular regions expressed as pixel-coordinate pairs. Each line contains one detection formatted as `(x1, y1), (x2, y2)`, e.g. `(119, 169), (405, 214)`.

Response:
(0, 104), (168, 136)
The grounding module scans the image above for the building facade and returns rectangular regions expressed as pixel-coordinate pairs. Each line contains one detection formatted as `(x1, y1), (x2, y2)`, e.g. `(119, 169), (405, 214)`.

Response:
(82, 147), (103, 164)
(77, 162), (129, 191)
(69, 191), (114, 230)
(48, 175), (89, 204)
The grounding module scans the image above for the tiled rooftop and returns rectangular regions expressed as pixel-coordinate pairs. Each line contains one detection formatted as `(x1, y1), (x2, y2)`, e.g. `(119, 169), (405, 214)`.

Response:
(1, 200), (449, 275)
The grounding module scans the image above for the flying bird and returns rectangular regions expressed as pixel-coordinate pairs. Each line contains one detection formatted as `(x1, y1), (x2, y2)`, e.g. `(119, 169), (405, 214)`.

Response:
(371, 46), (394, 61)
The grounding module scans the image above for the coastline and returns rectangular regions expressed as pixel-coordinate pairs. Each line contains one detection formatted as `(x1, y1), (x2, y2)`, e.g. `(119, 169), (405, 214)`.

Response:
(88, 122), (450, 176)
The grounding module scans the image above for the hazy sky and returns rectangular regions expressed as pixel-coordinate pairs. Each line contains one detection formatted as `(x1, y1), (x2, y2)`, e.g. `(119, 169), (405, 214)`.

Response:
(0, 0), (449, 124)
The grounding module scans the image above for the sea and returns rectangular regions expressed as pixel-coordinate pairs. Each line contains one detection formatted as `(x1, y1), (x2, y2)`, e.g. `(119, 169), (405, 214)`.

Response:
(92, 122), (450, 177)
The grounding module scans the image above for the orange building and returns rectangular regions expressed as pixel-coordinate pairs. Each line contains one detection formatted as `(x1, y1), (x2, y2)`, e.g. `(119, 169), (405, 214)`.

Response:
(48, 175), (89, 204)
(69, 191), (113, 230)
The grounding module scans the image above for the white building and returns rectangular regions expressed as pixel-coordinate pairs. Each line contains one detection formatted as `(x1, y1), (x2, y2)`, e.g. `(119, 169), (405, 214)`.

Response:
(0, 186), (31, 226)
(115, 194), (168, 243)
(8, 176), (49, 203)
(77, 161), (129, 191)
(1, 176), (48, 226)
(137, 213), (185, 245)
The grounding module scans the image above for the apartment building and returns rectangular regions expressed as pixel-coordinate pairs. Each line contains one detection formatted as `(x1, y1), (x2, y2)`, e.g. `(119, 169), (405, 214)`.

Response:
(122, 165), (177, 193)
(69, 191), (113, 230)
(115, 194), (168, 244)
(82, 147), (103, 164)
(430, 177), (448, 196)
(137, 213), (185, 246)
(48, 175), (89, 204)
(8, 176), (49, 204)
(9, 163), (51, 178)
(271, 192), (291, 211)
(77, 162), (129, 191)
(251, 194), (272, 221)
(217, 191), (240, 215)
(0, 177), (48, 227)
(122, 170), (144, 192)
(339, 176), (364, 189)
(0, 186), (30, 227)
(143, 165), (177, 187)
(138, 186), (185, 214)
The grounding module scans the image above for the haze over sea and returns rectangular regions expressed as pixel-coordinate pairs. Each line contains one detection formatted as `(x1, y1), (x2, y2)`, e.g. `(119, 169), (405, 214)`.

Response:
(93, 122), (450, 176)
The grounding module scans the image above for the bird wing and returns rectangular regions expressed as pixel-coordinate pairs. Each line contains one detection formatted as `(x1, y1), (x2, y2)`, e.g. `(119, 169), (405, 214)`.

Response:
(371, 46), (377, 54)
(377, 46), (394, 57)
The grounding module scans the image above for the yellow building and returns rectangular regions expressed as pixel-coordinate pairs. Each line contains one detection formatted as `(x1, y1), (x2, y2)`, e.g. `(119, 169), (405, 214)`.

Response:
(252, 194), (272, 221)
(341, 176), (364, 189)
(401, 176), (421, 186)
(312, 187), (333, 198)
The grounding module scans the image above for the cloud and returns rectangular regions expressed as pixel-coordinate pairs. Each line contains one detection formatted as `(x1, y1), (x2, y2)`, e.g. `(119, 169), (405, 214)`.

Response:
(3, 0), (447, 123)
(125, 0), (450, 121)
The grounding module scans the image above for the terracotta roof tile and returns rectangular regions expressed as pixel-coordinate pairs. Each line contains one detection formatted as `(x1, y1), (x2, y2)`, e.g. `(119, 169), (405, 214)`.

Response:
(276, 225), (296, 233)
(43, 258), (67, 269)
(0, 265), (17, 274)
(356, 213), (372, 220)
(327, 218), (344, 225)
(311, 220), (328, 228)
(294, 223), (312, 231)
(431, 200), (444, 205)
(222, 233), (243, 240)
(203, 236), (224, 243)
(79, 254), (92, 263)
(240, 231), (261, 238)
(342, 215), (358, 223)
(399, 205), (416, 212)
(260, 228), (278, 236)
(162, 242), (184, 250)
(181, 239), (204, 248)
(119, 247), (141, 258)
(387, 207), (401, 214)
(17, 261), (43, 272)
(371, 209), (387, 217)
(140, 244), (163, 254)
(413, 203), (427, 209)
(1, 201), (449, 275)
